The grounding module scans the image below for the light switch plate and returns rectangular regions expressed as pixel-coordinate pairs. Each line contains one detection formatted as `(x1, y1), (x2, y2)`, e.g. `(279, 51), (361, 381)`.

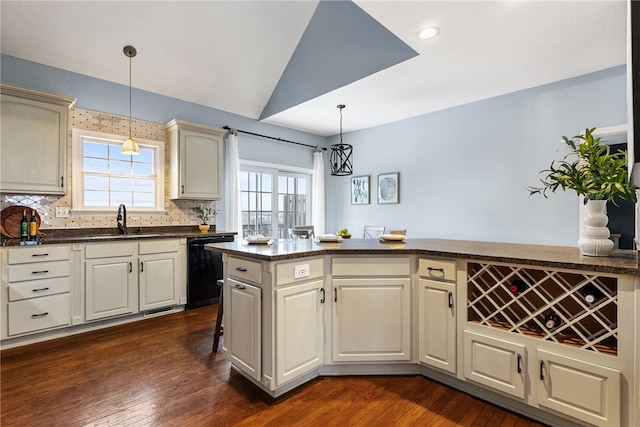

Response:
(55, 206), (71, 218)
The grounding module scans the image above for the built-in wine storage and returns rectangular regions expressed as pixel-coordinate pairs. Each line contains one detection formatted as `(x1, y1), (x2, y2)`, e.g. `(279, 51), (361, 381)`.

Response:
(467, 262), (617, 355)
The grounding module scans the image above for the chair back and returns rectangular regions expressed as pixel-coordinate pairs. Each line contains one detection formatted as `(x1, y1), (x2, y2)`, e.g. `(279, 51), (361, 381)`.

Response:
(363, 226), (385, 239)
(288, 226), (315, 239)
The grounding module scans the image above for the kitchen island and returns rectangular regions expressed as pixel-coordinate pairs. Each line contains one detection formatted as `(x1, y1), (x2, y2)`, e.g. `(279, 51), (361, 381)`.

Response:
(206, 238), (639, 427)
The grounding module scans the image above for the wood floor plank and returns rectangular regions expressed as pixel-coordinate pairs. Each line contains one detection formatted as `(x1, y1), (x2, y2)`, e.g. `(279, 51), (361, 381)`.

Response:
(1, 305), (549, 426)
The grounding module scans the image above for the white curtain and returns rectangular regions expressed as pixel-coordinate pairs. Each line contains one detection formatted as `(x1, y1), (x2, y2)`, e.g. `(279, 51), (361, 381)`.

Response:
(224, 131), (242, 236)
(312, 149), (326, 236)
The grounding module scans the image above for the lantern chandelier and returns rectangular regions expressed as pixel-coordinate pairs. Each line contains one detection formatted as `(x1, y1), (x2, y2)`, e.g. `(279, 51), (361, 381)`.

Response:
(330, 104), (353, 176)
(121, 45), (139, 155)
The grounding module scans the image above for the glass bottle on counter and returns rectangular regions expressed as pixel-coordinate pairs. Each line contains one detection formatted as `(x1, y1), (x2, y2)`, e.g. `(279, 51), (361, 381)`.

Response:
(20, 209), (28, 240)
(28, 209), (37, 240)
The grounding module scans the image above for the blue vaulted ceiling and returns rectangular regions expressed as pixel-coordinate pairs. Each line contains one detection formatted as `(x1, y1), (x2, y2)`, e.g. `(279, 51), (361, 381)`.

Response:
(259, 0), (418, 121)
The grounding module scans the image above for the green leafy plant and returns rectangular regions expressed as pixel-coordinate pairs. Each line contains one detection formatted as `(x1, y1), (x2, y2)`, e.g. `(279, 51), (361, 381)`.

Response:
(192, 205), (217, 225)
(527, 128), (637, 205)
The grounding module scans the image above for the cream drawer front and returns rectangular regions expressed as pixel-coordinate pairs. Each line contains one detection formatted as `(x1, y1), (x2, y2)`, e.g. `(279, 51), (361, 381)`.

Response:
(85, 242), (137, 259)
(7, 245), (70, 264)
(8, 277), (70, 301)
(139, 239), (179, 255)
(276, 257), (323, 286)
(8, 293), (70, 336)
(8, 260), (70, 283)
(228, 256), (262, 284)
(332, 257), (409, 277)
(418, 258), (456, 281)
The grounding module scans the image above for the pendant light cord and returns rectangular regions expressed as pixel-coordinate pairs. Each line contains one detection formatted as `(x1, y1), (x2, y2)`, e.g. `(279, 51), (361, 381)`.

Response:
(128, 55), (132, 139)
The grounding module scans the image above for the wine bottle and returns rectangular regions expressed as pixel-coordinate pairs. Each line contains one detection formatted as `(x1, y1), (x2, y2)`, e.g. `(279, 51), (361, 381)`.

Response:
(28, 209), (37, 240)
(582, 284), (604, 304)
(509, 279), (527, 294)
(20, 209), (28, 240)
(544, 313), (561, 329)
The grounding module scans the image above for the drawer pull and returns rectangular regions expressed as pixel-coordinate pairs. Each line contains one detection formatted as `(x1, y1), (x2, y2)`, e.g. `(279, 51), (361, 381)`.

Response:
(32, 287), (50, 293)
(539, 360), (545, 381)
(31, 270), (49, 275)
(129, 262), (133, 273)
(448, 291), (453, 308)
(235, 267), (248, 272)
(31, 253), (49, 257)
(140, 262), (144, 273)
(234, 284), (246, 290)
(517, 354), (522, 374)
(31, 312), (49, 319)
(428, 267), (444, 273)
(320, 288), (325, 304)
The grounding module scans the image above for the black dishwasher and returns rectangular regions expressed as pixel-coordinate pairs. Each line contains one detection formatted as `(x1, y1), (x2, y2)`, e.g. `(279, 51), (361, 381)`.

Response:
(186, 235), (234, 310)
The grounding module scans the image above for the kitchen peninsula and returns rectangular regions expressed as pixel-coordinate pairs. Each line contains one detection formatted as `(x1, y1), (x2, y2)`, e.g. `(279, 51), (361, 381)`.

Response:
(206, 238), (639, 427)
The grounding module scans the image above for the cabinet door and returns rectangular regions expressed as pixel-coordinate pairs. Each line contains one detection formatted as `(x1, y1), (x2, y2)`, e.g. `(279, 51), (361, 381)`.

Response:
(0, 92), (69, 194)
(226, 278), (261, 382)
(333, 278), (410, 362)
(275, 280), (324, 386)
(85, 257), (137, 321)
(139, 253), (178, 311)
(418, 279), (455, 373)
(170, 125), (223, 200)
(463, 330), (526, 399)
(537, 349), (620, 427)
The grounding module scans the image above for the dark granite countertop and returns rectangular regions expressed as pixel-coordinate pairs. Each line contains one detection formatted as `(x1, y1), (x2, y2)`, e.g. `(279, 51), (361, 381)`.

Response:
(1, 226), (237, 246)
(205, 238), (640, 276)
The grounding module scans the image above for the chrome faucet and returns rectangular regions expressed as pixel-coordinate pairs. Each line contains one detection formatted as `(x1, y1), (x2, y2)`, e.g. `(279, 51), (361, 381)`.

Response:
(117, 204), (127, 234)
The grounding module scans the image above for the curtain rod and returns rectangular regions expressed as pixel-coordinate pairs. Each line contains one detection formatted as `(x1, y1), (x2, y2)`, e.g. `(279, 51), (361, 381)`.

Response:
(223, 126), (326, 151)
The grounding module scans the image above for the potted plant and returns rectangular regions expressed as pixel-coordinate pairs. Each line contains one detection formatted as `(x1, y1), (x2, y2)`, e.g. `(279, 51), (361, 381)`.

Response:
(192, 205), (217, 233)
(527, 127), (637, 256)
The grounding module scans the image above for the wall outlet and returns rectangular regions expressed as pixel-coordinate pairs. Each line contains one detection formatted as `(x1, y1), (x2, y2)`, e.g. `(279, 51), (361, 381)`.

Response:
(55, 206), (71, 218)
(294, 264), (309, 279)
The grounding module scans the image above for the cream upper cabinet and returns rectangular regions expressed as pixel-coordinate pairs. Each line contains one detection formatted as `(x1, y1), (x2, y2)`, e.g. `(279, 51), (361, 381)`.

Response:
(166, 119), (225, 200)
(0, 84), (75, 195)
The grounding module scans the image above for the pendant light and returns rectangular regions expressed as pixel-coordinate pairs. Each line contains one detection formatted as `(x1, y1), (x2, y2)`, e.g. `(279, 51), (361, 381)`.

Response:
(330, 104), (353, 176)
(122, 45), (139, 155)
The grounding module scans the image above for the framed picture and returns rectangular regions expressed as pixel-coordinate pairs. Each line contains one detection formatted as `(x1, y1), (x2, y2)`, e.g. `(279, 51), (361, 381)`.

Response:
(351, 175), (370, 204)
(378, 172), (399, 204)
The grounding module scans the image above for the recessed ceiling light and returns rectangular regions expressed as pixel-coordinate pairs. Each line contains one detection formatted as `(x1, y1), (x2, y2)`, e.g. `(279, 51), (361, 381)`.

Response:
(418, 26), (440, 40)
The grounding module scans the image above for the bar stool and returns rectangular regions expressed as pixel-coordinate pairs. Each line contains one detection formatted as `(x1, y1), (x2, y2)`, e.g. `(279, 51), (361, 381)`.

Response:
(212, 279), (224, 352)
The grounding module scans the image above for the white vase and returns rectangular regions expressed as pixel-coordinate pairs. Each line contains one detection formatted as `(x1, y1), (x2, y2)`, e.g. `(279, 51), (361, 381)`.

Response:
(578, 199), (614, 256)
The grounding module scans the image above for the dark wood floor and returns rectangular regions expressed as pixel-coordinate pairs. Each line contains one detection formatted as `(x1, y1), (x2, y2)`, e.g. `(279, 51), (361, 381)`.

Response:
(1, 305), (548, 426)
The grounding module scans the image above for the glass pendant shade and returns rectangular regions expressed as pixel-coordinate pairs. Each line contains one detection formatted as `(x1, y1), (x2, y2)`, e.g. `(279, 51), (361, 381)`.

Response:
(330, 143), (353, 176)
(122, 137), (140, 155)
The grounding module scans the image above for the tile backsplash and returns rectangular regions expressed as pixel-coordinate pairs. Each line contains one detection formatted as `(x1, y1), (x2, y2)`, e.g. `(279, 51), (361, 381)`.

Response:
(1, 108), (218, 229)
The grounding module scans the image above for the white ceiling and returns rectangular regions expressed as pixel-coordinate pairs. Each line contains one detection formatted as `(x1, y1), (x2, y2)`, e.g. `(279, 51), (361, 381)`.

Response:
(0, 1), (627, 137)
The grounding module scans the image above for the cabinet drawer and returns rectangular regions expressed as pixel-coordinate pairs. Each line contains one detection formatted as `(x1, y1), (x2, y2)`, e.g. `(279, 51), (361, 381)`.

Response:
(276, 257), (323, 286)
(8, 260), (70, 283)
(332, 257), (409, 277)
(85, 242), (137, 259)
(228, 256), (262, 284)
(419, 258), (456, 281)
(8, 277), (70, 301)
(7, 245), (70, 264)
(139, 239), (178, 255)
(8, 293), (70, 336)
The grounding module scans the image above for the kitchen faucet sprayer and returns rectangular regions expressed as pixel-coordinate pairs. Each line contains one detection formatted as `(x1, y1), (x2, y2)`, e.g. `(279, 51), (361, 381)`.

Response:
(117, 204), (127, 234)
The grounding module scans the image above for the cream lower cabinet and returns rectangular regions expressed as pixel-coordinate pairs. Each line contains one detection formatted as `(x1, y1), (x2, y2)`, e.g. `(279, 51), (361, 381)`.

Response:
(275, 279), (324, 387)
(226, 277), (262, 382)
(85, 242), (138, 321)
(332, 257), (411, 362)
(138, 240), (180, 311)
(417, 258), (457, 374)
(1, 245), (71, 338)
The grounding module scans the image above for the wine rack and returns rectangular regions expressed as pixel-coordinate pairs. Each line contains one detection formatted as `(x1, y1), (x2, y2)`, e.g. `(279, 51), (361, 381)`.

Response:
(467, 262), (618, 355)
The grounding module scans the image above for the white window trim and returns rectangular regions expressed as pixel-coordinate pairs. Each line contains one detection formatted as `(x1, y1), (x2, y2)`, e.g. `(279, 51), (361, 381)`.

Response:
(71, 128), (166, 214)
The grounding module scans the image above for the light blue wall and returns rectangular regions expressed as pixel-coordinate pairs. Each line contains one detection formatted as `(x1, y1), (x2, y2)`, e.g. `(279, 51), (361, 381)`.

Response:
(1, 54), (626, 245)
(325, 66), (627, 246)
